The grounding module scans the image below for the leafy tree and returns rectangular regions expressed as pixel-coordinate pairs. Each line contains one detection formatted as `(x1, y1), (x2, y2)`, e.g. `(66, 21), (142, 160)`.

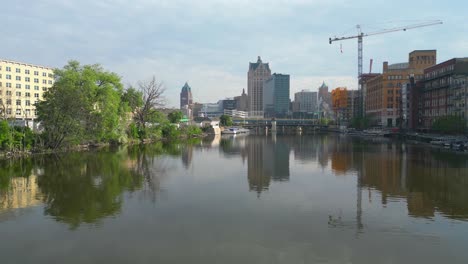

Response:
(0, 121), (12, 150)
(168, 111), (183, 123)
(161, 124), (180, 139)
(36, 61), (127, 149)
(220, 115), (233, 126)
(121, 87), (143, 113)
(183, 125), (202, 137)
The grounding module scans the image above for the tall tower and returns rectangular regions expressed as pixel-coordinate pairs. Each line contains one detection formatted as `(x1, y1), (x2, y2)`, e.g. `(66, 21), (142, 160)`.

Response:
(248, 56), (271, 117)
(180, 82), (193, 109)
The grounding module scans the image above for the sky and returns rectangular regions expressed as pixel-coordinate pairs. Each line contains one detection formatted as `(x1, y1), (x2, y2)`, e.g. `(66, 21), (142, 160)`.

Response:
(3, 0), (468, 107)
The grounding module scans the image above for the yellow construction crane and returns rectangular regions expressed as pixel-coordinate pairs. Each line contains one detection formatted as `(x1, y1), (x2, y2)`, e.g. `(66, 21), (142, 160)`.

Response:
(329, 20), (443, 78)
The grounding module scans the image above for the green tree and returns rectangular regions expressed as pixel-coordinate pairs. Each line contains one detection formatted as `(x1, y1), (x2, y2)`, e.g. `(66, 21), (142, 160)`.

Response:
(121, 87), (143, 113)
(36, 61), (127, 149)
(0, 121), (12, 150)
(220, 115), (233, 126)
(168, 111), (183, 123)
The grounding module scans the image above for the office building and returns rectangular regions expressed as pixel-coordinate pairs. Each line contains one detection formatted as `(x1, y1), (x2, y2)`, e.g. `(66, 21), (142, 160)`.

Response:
(248, 56), (271, 117)
(180, 82), (193, 109)
(263, 73), (290, 118)
(293, 90), (318, 114)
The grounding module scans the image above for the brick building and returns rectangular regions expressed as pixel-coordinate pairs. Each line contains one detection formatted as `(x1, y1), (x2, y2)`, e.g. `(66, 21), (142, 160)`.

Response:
(421, 58), (468, 128)
(364, 50), (436, 127)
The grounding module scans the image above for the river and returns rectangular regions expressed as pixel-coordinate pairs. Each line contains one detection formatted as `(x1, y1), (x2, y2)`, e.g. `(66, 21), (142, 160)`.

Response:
(1, 134), (468, 263)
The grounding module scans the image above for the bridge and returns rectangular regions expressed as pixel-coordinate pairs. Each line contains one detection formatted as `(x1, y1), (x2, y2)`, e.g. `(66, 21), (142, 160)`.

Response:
(232, 118), (326, 128)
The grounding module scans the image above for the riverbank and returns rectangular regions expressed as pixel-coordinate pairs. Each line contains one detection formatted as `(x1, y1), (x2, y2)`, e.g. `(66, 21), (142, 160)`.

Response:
(0, 132), (209, 160)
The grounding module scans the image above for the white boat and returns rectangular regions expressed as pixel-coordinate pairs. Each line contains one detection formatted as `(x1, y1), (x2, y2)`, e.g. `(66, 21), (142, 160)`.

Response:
(221, 127), (250, 135)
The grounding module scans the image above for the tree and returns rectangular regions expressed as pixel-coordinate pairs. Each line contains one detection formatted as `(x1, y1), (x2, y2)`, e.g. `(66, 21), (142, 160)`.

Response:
(36, 61), (127, 149)
(134, 77), (166, 130)
(121, 87), (143, 113)
(168, 111), (183, 123)
(220, 115), (233, 126)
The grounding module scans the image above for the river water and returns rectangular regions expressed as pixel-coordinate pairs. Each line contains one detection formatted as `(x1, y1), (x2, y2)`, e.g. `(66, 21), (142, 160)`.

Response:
(1, 134), (468, 263)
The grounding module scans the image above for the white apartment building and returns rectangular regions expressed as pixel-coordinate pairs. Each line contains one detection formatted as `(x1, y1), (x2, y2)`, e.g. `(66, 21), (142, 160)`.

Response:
(0, 59), (54, 125)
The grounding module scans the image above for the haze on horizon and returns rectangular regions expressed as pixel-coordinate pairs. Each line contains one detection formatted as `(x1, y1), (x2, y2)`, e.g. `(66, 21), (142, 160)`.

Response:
(3, 0), (467, 107)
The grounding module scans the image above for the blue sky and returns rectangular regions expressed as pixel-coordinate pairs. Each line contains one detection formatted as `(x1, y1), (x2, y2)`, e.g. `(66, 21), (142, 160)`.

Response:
(3, 0), (467, 107)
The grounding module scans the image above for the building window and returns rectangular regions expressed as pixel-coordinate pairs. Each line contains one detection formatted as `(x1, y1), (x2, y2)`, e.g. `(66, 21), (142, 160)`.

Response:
(16, 68), (20, 73)
(34, 93), (39, 98)
(42, 79), (47, 84)
(6, 74), (11, 80)
(34, 78), (39, 83)
(6, 67), (11, 72)
(16, 100), (21, 106)
(25, 85), (30, 89)
(6, 99), (11, 105)
(48, 80), (52, 84)
(26, 92), (30, 97)
(16, 84), (21, 89)
(6, 109), (11, 115)
(16, 109), (21, 115)
(25, 77), (30, 82)
(34, 71), (39, 76)
(48, 73), (53, 78)
(42, 87), (47, 91)
(26, 100), (31, 106)
(16, 91), (21, 96)
(34, 86), (39, 90)
(6, 83), (11, 88)
(16, 76), (21, 81)
(6, 91), (12, 96)
(25, 69), (30, 74)
(42, 72), (47, 77)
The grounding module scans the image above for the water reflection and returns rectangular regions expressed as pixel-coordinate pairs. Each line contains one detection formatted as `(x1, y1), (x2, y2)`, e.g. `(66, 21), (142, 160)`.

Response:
(1, 134), (468, 228)
(0, 143), (178, 228)
(213, 134), (468, 220)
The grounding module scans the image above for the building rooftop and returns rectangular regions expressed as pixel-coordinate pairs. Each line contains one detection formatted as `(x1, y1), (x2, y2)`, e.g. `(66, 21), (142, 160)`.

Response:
(181, 82), (191, 93)
(0, 59), (54, 70)
(249, 56), (270, 71)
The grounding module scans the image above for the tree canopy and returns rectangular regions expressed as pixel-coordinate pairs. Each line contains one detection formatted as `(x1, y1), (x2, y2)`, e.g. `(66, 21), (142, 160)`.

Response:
(36, 61), (127, 149)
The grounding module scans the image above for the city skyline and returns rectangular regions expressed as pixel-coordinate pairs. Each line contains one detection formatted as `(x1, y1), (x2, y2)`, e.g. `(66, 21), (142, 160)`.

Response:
(2, 0), (467, 107)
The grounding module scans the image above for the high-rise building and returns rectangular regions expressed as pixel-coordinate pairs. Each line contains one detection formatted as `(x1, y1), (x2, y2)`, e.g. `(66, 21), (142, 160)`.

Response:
(180, 82), (193, 109)
(263, 73), (290, 118)
(364, 50), (436, 127)
(331, 87), (360, 124)
(248, 56), (271, 117)
(0, 59), (54, 126)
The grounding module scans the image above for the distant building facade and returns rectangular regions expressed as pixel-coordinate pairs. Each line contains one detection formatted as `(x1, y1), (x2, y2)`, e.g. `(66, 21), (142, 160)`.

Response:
(364, 50), (436, 127)
(318, 82), (331, 106)
(248, 56), (271, 117)
(263, 73), (290, 118)
(234, 88), (248, 112)
(421, 58), (468, 128)
(331, 87), (360, 124)
(293, 90), (318, 114)
(180, 82), (193, 109)
(0, 59), (54, 126)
